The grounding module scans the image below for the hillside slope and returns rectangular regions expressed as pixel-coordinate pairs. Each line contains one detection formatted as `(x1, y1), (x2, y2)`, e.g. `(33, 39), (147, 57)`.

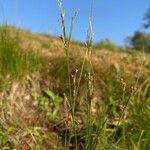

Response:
(0, 26), (150, 149)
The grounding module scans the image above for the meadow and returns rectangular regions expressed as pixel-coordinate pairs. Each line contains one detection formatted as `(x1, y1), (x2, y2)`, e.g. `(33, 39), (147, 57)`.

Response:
(0, 1), (150, 149)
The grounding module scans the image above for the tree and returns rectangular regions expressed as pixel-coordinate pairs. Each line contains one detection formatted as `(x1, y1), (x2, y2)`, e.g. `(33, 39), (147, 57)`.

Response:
(131, 31), (146, 50)
(127, 31), (150, 52)
(143, 8), (150, 28)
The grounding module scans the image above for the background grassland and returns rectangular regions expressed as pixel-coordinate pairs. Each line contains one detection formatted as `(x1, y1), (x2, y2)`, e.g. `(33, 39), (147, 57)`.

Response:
(0, 25), (149, 149)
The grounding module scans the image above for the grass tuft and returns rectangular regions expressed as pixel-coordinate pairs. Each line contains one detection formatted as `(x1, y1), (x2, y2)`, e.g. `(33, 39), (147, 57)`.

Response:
(0, 25), (38, 79)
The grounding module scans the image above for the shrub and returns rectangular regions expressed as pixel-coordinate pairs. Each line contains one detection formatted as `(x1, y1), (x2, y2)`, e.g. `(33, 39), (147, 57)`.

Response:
(93, 39), (120, 51)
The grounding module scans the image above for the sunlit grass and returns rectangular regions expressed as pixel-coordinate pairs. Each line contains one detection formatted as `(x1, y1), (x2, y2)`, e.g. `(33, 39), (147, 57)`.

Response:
(0, 25), (38, 79)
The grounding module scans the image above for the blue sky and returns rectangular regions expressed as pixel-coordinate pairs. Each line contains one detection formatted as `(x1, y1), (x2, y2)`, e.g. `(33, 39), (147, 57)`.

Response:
(0, 0), (150, 46)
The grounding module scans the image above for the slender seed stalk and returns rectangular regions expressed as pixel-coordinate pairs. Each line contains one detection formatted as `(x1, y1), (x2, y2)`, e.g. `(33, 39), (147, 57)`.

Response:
(85, 1), (95, 149)
(57, 0), (78, 149)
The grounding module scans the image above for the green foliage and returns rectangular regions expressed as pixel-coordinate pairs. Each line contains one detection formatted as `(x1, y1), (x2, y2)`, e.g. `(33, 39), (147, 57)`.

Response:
(127, 85), (149, 148)
(44, 90), (63, 119)
(33, 90), (63, 120)
(94, 39), (120, 51)
(0, 25), (38, 79)
(27, 127), (46, 149)
(143, 7), (150, 28)
(0, 130), (8, 146)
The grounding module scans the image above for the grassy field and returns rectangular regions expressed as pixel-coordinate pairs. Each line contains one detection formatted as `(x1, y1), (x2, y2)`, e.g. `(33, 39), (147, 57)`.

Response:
(0, 25), (150, 150)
